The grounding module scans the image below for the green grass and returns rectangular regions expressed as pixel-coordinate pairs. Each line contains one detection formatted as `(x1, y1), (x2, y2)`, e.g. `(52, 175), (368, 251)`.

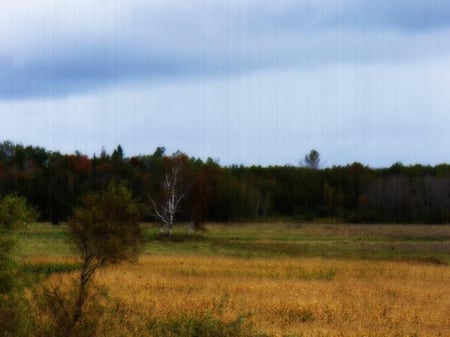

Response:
(16, 223), (74, 257)
(15, 222), (450, 265)
(142, 223), (450, 264)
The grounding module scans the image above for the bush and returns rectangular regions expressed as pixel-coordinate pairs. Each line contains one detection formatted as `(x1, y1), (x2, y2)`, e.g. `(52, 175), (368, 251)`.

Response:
(69, 181), (142, 265)
(0, 195), (38, 229)
(147, 312), (265, 337)
(0, 195), (37, 336)
(0, 237), (33, 337)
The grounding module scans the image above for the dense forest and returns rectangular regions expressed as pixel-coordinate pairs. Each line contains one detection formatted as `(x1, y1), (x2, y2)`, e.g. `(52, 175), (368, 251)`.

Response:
(1, 140), (450, 224)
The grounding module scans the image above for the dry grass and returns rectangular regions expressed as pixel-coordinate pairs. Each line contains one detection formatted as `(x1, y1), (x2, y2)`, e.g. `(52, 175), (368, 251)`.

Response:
(44, 255), (449, 337)
(24, 223), (450, 336)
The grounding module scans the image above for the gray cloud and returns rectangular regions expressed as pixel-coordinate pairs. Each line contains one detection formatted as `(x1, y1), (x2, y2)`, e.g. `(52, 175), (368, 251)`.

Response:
(2, 59), (450, 167)
(249, 0), (450, 33)
(332, 0), (450, 32)
(1, 0), (450, 99)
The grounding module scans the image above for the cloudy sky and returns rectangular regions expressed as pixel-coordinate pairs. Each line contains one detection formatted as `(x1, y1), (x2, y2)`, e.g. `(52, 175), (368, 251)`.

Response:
(1, 0), (450, 167)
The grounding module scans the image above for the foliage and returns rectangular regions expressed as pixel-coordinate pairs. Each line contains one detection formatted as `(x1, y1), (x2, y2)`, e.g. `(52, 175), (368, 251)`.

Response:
(0, 235), (28, 337)
(304, 149), (320, 169)
(38, 181), (143, 337)
(0, 195), (37, 336)
(2, 140), (450, 224)
(0, 195), (37, 229)
(69, 181), (142, 265)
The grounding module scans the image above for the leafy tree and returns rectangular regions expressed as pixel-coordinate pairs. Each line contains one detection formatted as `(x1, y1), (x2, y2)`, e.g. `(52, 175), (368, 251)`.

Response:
(111, 145), (124, 162)
(70, 182), (142, 264)
(40, 182), (142, 337)
(0, 194), (38, 229)
(153, 146), (166, 158)
(187, 159), (222, 232)
(304, 149), (320, 169)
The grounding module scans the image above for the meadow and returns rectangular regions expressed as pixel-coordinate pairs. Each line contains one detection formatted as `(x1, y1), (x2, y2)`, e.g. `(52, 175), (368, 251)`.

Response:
(18, 223), (450, 337)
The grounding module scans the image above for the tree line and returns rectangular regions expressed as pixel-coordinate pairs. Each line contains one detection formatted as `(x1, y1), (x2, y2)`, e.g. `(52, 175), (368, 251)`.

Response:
(1, 140), (450, 225)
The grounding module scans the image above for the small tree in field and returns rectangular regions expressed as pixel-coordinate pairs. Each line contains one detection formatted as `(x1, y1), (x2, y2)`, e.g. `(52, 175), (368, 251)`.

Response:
(40, 182), (142, 337)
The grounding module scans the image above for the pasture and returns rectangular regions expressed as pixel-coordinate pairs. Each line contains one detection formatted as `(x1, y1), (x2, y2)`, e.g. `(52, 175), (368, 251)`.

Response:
(18, 223), (450, 337)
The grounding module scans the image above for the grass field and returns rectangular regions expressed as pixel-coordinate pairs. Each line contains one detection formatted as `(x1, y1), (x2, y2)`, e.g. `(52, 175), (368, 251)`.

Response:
(17, 223), (450, 336)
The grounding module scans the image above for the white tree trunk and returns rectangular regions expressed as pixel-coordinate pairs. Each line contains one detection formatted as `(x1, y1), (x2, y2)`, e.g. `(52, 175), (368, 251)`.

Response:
(151, 164), (186, 236)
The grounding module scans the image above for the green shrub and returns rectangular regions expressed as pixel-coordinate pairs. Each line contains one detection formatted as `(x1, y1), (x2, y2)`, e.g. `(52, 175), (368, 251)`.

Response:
(22, 262), (81, 281)
(0, 195), (38, 230)
(147, 312), (265, 337)
(0, 195), (37, 337)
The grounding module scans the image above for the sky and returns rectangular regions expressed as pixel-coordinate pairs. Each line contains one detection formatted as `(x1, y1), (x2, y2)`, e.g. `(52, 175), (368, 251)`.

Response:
(1, 0), (450, 167)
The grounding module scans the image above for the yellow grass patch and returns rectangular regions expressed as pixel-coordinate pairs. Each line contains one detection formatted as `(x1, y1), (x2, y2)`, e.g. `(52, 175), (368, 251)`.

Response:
(68, 255), (450, 337)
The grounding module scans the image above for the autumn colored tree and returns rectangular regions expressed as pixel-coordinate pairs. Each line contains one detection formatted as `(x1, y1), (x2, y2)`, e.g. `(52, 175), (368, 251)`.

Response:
(187, 158), (222, 232)
(1, 141), (450, 224)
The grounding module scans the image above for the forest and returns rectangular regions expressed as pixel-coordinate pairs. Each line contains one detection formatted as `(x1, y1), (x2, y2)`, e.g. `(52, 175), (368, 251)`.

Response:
(1, 140), (450, 225)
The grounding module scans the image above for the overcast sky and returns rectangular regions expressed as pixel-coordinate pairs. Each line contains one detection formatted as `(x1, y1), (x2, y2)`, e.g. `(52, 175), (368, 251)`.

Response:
(1, 0), (450, 167)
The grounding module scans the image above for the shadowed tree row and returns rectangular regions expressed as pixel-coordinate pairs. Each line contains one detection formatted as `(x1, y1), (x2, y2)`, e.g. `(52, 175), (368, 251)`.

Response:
(1, 141), (450, 224)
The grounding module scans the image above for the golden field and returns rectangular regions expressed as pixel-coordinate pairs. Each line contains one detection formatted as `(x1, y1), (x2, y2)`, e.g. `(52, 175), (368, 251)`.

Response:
(36, 255), (450, 337)
(20, 224), (450, 336)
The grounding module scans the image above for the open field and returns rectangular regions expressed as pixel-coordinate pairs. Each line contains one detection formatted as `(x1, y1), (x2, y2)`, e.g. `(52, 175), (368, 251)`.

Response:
(18, 223), (450, 336)
(19, 222), (450, 263)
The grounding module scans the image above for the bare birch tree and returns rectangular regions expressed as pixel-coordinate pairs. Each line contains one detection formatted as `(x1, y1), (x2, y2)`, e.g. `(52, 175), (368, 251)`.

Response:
(151, 160), (187, 236)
